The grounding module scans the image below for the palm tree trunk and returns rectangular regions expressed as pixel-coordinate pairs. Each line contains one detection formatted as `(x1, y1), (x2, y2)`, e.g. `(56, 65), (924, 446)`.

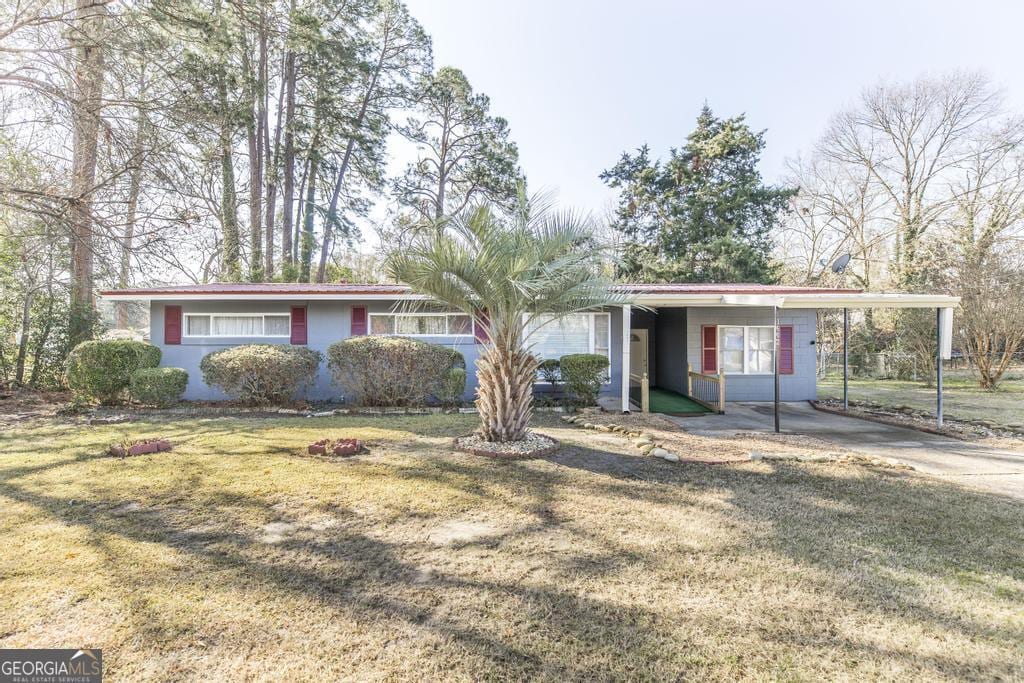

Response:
(474, 343), (538, 442)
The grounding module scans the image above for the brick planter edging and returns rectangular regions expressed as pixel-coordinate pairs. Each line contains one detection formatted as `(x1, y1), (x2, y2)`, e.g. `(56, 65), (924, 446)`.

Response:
(452, 434), (560, 459)
(109, 439), (172, 458)
(308, 438), (364, 457)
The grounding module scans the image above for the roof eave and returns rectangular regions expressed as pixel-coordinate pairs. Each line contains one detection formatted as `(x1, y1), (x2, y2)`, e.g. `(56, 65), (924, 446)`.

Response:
(97, 292), (424, 302)
(632, 292), (960, 308)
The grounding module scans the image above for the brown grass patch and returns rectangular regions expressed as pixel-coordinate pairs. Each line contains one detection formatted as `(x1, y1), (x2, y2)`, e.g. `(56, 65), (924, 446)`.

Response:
(1, 413), (1022, 680)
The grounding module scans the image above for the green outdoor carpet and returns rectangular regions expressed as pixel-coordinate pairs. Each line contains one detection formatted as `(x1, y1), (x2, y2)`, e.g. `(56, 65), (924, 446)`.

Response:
(629, 387), (711, 416)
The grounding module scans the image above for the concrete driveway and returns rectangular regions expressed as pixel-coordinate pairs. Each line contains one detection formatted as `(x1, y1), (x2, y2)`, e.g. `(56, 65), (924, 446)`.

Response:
(671, 402), (1024, 500)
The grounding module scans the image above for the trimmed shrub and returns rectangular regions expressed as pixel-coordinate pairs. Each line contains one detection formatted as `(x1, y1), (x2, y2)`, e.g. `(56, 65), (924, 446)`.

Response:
(537, 358), (560, 394)
(66, 340), (162, 405)
(130, 367), (189, 407)
(327, 336), (465, 407)
(200, 344), (321, 404)
(560, 353), (610, 406)
(439, 368), (467, 408)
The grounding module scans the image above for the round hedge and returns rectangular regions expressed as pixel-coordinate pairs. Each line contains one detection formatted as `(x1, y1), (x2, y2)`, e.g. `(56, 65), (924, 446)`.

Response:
(327, 336), (465, 407)
(130, 367), (189, 407)
(66, 340), (162, 405)
(560, 353), (610, 406)
(200, 344), (322, 404)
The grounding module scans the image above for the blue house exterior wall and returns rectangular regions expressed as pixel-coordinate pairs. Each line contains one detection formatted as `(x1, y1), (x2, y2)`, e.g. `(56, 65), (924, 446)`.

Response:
(149, 300), (812, 404)
(684, 307), (818, 401)
(151, 300), (623, 402)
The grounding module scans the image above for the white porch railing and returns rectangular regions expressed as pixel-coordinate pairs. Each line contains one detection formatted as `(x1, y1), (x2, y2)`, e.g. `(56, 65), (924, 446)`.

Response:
(687, 364), (725, 413)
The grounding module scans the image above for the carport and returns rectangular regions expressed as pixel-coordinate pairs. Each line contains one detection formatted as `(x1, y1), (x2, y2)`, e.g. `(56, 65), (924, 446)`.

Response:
(618, 286), (960, 432)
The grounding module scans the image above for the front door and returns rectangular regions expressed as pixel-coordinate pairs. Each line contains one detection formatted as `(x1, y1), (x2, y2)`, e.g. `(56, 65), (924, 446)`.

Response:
(630, 329), (650, 379)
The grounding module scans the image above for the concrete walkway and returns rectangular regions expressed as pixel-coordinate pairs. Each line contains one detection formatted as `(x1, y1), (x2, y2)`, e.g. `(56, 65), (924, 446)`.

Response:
(668, 402), (1024, 500)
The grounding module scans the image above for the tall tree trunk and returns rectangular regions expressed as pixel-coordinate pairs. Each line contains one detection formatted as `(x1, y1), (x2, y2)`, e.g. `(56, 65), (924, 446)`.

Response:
(294, 155), (309, 266)
(280, 0), (297, 276)
(68, 0), (107, 346)
(261, 13), (277, 278)
(316, 46), (385, 283)
(14, 287), (34, 385)
(28, 291), (53, 387)
(117, 101), (146, 328)
(217, 70), (241, 281)
(241, 23), (264, 282)
(300, 105), (321, 282)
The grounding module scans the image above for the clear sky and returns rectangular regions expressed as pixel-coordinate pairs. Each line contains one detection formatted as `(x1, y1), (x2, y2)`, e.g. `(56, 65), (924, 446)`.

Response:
(400, 0), (1024, 217)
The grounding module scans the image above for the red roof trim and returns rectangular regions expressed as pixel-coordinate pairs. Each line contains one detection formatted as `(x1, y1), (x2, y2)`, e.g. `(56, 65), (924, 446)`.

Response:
(100, 282), (862, 297)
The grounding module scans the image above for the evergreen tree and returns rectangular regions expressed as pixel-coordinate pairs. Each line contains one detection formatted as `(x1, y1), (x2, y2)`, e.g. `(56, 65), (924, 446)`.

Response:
(601, 105), (794, 283)
(394, 67), (522, 223)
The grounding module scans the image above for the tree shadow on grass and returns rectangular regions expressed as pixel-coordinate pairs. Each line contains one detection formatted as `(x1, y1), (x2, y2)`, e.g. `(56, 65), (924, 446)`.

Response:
(2, 420), (1023, 679)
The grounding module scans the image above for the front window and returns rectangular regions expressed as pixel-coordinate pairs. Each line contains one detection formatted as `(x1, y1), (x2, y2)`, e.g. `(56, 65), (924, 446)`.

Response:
(524, 313), (612, 381)
(720, 326), (775, 374)
(183, 313), (291, 338)
(368, 313), (474, 337)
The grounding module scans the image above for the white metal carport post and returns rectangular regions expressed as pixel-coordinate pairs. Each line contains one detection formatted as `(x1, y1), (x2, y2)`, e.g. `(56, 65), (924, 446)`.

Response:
(621, 304), (631, 413)
(937, 307), (954, 428)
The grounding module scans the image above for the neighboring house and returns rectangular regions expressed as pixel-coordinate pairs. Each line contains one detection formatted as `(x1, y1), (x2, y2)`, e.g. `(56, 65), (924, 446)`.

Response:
(99, 282), (958, 410)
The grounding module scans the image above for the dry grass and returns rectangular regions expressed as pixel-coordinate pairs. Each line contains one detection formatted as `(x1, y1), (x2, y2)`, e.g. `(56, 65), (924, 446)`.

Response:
(577, 410), (851, 463)
(1, 413), (1023, 681)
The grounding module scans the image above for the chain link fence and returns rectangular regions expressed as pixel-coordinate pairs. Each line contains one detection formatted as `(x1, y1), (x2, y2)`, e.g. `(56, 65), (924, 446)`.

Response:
(817, 351), (1024, 381)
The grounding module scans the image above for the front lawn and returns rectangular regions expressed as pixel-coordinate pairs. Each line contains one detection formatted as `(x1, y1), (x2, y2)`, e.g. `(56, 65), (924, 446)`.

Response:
(1, 413), (1022, 680)
(819, 373), (1024, 427)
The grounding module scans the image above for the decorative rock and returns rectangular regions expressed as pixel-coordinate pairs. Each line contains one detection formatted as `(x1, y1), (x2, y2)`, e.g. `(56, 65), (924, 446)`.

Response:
(89, 414), (131, 425)
(583, 423), (596, 429)
(595, 425), (611, 432)
(662, 452), (680, 463)
(749, 451), (764, 461)
(650, 447), (671, 459)
(640, 444), (656, 456)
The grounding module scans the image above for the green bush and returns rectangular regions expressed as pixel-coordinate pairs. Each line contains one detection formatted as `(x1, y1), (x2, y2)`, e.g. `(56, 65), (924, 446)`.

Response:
(65, 340), (161, 404)
(130, 367), (189, 407)
(560, 353), (609, 406)
(327, 336), (465, 407)
(199, 344), (321, 404)
(537, 358), (560, 393)
(439, 368), (467, 408)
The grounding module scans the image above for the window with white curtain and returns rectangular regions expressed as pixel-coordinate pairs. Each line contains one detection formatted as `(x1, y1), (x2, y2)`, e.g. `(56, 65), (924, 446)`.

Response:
(368, 313), (474, 337)
(183, 313), (291, 338)
(524, 313), (611, 381)
(720, 326), (775, 374)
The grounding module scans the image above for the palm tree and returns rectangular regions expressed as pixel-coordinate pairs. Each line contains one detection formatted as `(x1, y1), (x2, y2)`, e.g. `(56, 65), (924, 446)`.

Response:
(387, 199), (627, 442)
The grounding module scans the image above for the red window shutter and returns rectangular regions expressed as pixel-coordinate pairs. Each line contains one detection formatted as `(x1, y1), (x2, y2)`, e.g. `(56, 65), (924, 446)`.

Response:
(701, 325), (717, 373)
(165, 305), (182, 345)
(351, 306), (367, 336)
(779, 325), (794, 375)
(290, 306), (308, 345)
(474, 309), (490, 344)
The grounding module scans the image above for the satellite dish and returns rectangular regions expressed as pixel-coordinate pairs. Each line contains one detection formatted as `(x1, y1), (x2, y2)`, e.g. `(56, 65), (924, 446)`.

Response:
(831, 253), (852, 273)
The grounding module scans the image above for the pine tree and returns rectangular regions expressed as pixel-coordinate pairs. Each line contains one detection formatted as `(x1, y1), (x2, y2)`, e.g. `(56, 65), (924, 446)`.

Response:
(602, 105), (795, 283)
